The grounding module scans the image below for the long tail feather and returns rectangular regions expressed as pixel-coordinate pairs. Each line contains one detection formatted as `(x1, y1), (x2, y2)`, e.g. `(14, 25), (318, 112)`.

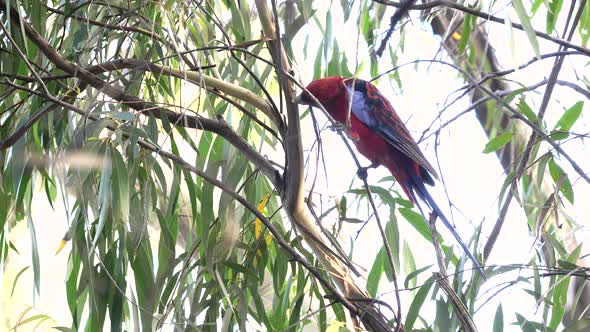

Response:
(407, 174), (487, 279)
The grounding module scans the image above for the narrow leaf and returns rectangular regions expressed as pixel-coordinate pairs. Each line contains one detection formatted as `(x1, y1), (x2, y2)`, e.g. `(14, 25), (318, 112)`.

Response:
(513, 0), (542, 58)
(483, 132), (513, 153)
(493, 304), (504, 332)
(546, 0), (563, 33)
(555, 101), (583, 132)
(517, 97), (537, 122)
(548, 158), (574, 203)
(11, 266), (30, 296)
(367, 249), (384, 297)
(405, 275), (435, 330)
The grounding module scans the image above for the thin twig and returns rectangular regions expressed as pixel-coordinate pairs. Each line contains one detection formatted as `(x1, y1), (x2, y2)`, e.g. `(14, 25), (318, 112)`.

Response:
(373, 0), (418, 58)
(484, 0), (588, 259)
(372, 0), (590, 56)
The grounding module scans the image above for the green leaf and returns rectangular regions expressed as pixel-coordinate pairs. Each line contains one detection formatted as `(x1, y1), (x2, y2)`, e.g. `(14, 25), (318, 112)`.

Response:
(11, 266), (30, 296)
(25, 189), (40, 295)
(504, 11), (517, 66)
(546, 0), (563, 34)
(129, 241), (156, 330)
(499, 171), (517, 205)
(536, 153), (552, 187)
(287, 294), (305, 332)
(580, 2), (590, 46)
(435, 299), (451, 332)
(273, 253), (288, 295)
(514, 313), (548, 332)
(225, 261), (258, 279)
(517, 97), (537, 122)
(405, 275), (435, 330)
(341, 0), (353, 21)
(43, 176), (57, 210)
(533, 265), (542, 301)
(327, 40), (341, 76)
(399, 208), (431, 241)
(249, 282), (273, 330)
(403, 241), (416, 287)
(111, 148), (129, 223)
(549, 275), (569, 329)
(332, 302), (346, 323)
(340, 54), (353, 77)
(557, 259), (579, 270)
(155, 209), (177, 303)
(512, 0), (542, 58)
(367, 249), (384, 297)
(53, 327), (73, 332)
(385, 213), (400, 274)
(91, 147), (112, 251)
(483, 132), (513, 153)
(493, 304), (504, 332)
(313, 41), (323, 79)
(404, 265), (433, 289)
(11, 314), (52, 329)
(555, 101), (584, 132)
(531, 0), (544, 14)
(548, 158), (574, 203)
(101, 111), (135, 122)
(459, 14), (474, 53)
(549, 130), (569, 141)
(324, 11), (332, 61)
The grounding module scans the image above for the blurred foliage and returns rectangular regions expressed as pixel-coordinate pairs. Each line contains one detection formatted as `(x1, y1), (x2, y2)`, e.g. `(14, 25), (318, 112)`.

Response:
(0, 0), (589, 331)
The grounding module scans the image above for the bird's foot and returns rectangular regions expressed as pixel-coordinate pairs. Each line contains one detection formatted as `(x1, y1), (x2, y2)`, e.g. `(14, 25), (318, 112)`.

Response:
(348, 131), (360, 142)
(356, 163), (379, 181)
(328, 122), (346, 132)
(328, 123), (360, 141)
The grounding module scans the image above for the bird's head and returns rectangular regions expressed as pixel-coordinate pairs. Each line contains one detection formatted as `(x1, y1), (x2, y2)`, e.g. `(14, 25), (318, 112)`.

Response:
(294, 76), (347, 108)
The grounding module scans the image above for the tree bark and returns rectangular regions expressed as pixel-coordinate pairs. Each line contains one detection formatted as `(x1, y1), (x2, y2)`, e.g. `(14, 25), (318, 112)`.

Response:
(255, 1), (398, 331)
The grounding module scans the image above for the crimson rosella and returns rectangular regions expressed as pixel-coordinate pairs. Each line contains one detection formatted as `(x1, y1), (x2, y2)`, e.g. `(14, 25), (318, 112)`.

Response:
(295, 76), (485, 278)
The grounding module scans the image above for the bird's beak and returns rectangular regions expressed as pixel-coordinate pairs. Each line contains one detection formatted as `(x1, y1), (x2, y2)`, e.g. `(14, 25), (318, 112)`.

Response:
(293, 93), (306, 105)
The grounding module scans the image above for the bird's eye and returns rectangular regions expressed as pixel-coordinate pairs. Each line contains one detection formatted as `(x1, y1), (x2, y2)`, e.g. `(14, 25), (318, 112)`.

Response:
(294, 91), (312, 105)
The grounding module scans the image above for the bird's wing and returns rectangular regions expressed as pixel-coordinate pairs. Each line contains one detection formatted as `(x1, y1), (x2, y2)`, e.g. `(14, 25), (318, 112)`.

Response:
(343, 78), (439, 180)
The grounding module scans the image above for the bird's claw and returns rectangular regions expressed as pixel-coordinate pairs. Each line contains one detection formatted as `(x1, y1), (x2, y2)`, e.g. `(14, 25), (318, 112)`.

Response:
(356, 163), (379, 181)
(357, 167), (369, 181)
(328, 122), (347, 132)
(348, 131), (360, 142)
(328, 122), (360, 141)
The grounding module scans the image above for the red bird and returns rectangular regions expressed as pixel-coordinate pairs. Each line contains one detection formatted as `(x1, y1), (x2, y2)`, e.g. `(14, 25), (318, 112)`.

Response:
(296, 76), (485, 278)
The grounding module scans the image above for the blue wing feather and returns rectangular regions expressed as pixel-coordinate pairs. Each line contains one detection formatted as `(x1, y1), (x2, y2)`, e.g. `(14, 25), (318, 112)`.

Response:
(344, 79), (438, 182)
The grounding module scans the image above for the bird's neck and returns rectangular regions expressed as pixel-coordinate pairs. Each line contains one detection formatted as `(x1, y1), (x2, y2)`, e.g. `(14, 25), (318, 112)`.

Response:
(328, 94), (352, 124)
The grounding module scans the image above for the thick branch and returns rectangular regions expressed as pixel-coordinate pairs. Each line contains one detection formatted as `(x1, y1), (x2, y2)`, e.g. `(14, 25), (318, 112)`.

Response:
(76, 59), (279, 126)
(255, 1), (395, 331)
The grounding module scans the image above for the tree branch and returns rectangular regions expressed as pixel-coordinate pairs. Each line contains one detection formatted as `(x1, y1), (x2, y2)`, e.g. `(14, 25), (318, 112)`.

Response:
(372, 0), (418, 59)
(0, 1), (279, 186)
(485, 0), (587, 259)
(44, 4), (197, 69)
(255, 0), (395, 330)
(373, 0), (590, 56)
(10, 82), (353, 327)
